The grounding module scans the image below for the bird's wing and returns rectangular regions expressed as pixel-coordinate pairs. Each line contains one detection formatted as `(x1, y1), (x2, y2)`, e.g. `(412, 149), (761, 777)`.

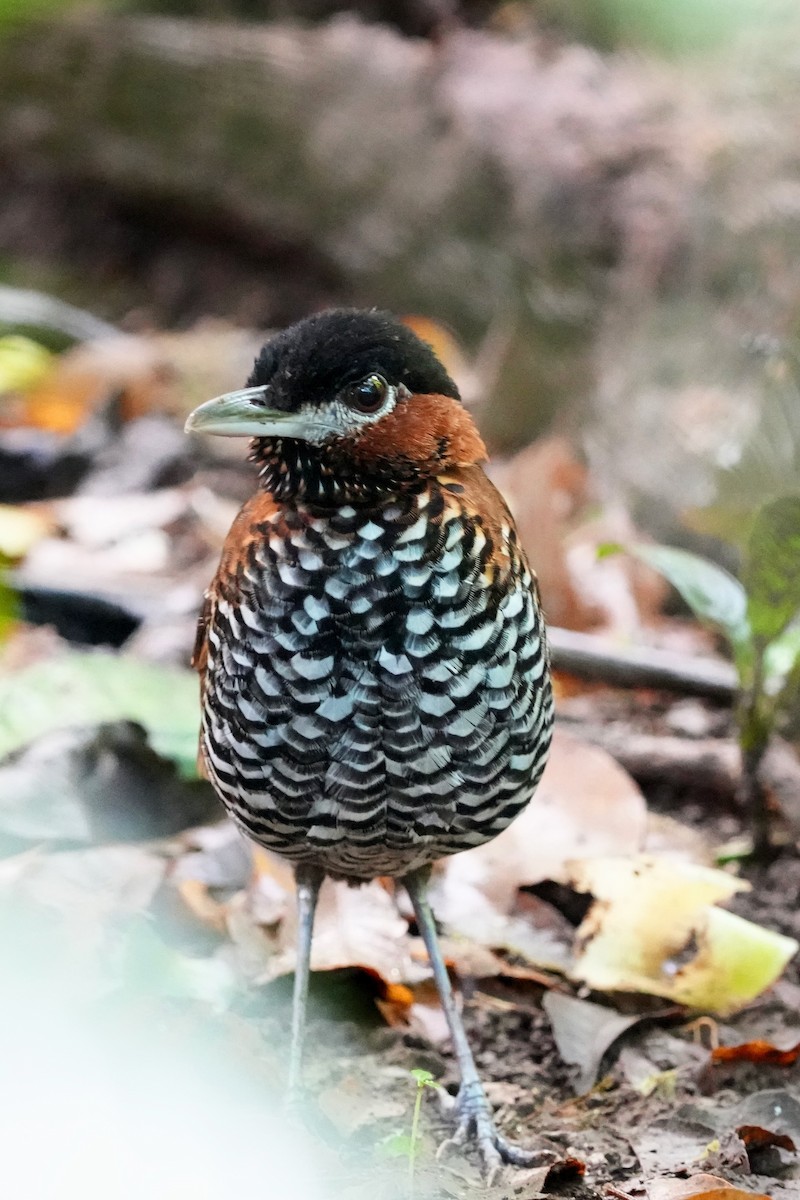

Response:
(191, 588), (214, 678)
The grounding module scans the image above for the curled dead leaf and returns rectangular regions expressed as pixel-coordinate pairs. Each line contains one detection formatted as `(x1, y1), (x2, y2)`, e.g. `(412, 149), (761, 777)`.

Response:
(521, 1155), (586, 1194)
(712, 1039), (800, 1067)
(735, 1123), (796, 1153)
(490, 437), (599, 630)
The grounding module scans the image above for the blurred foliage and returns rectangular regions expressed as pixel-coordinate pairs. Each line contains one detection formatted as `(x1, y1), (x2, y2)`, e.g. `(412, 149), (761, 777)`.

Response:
(0, 652), (200, 775)
(693, 344), (800, 543)
(0, 504), (49, 643)
(534, 0), (792, 54)
(0, 0), (122, 26)
(609, 495), (800, 853)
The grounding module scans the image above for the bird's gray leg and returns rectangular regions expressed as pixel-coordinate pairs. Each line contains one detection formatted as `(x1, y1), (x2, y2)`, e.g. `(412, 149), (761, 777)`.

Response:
(287, 863), (324, 1107)
(403, 866), (554, 1181)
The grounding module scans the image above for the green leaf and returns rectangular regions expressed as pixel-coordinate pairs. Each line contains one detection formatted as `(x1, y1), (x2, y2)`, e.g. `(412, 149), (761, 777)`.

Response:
(619, 543), (749, 651)
(744, 496), (800, 646)
(379, 1133), (414, 1159)
(0, 652), (200, 775)
(410, 1068), (435, 1086)
(763, 622), (800, 693)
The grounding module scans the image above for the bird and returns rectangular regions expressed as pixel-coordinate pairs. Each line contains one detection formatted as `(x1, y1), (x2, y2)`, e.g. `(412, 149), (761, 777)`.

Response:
(185, 308), (554, 1177)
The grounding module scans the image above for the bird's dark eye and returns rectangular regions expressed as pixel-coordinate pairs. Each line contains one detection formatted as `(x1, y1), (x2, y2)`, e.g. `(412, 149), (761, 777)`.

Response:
(346, 374), (389, 414)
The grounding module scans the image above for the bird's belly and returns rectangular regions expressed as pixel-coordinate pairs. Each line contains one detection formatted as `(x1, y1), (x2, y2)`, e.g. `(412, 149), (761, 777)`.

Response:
(202, 634), (551, 880)
(200, 502), (552, 880)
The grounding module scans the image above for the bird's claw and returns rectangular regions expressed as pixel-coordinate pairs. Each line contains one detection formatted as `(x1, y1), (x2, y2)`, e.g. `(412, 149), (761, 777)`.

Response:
(437, 1082), (555, 1184)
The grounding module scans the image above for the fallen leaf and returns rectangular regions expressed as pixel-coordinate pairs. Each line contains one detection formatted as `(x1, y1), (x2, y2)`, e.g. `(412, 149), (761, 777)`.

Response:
(712, 1039), (800, 1066)
(671, 1089), (800, 1169)
(647, 1174), (771, 1200)
(518, 1156), (585, 1194)
(0, 844), (166, 993)
(376, 977), (450, 1045)
(259, 878), (425, 988)
(0, 721), (218, 845)
(0, 843), (164, 917)
(491, 437), (599, 630)
(0, 650), (201, 775)
(400, 316), (470, 391)
(570, 855), (798, 1014)
(174, 821), (254, 891)
(735, 1124), (796, 1152)
(634, 1116), (727, 1183)
(177, 879), (228, 933)
(617, 1045), (679, 1098)
(733, 1088), (800, 1145)
(542, 991), (650, 1093)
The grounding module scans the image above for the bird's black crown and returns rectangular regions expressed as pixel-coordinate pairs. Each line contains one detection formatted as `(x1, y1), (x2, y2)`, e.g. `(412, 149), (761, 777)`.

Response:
(247, 309), (460, 411)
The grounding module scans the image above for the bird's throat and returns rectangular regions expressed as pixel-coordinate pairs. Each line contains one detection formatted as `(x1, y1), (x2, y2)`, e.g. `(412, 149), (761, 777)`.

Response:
(250, 436), (426, 507)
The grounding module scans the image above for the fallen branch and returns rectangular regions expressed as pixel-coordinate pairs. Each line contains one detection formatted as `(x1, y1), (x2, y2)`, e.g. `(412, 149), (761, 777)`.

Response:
(557, 716), (800, 829)
(548, 626), (737, 703)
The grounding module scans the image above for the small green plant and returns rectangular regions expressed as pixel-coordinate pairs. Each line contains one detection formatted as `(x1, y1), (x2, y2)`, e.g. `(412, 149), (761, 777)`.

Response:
(381, 1068), (443, 1196)
(603, 494), (800, 857)
(0, 552), (20, 643)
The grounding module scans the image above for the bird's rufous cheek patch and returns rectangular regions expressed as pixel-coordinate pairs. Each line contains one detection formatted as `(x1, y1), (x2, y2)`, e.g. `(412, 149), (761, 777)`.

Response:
(349, 394), (487, 469)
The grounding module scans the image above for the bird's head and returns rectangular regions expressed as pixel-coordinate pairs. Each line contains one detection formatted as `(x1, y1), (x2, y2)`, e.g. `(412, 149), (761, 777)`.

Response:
(185, 309), (486, 503)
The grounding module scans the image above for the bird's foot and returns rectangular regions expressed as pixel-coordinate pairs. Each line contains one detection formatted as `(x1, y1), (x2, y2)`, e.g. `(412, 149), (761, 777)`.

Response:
(437, 1080), (556, 1184)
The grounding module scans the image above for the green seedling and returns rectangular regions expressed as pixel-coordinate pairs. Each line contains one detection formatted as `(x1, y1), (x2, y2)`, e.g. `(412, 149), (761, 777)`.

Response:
(602, 494), (800, 857)
(381, 1068), (444, 1196)
(408, 1069), (443, 1195)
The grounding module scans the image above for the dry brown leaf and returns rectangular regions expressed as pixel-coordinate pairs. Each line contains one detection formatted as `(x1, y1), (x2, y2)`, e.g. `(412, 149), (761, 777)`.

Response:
(176, 879), (228, 933)
(518, 1157), (586, 1194)
(735, 1123), (796, 1152)
(376, 977), (450, 1045)
(712, 1039), (800, 1067)
(491, 437), (599, 631)
(259, 877), (424, 987)
(647, 1174), (771, 1200)
(400, 315), (470, 389)
(12, 322), (262, 438)
(251, 845), (295, 892)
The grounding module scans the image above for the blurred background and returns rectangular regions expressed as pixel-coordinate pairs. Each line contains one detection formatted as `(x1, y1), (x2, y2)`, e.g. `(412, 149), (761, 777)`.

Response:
(3, 2), (800, 1197)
